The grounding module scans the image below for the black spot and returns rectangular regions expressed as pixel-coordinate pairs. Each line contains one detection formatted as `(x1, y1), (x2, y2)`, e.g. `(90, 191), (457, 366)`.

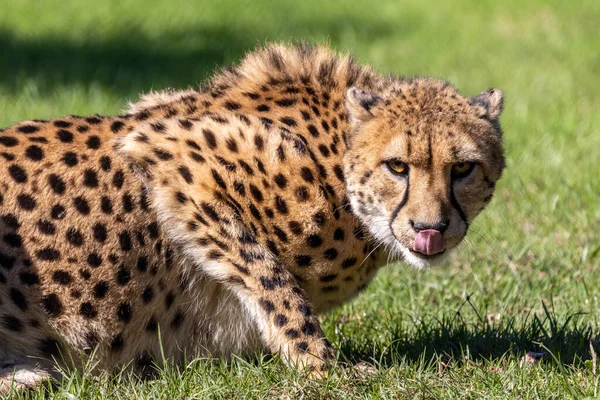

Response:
(171, 310), (185, 329)
(42, 294), (62, 317)
(145, 317), (158, 332)
(147, 222), (160, 238)
(18, 124), (39, 133)
(274, 314), (288, 327)
(116, 267), (131, 285)
(101, 196), (113, 214)
(276, 98), (297, 107)
(178, 166), (193, 184)
(0, 136), (18, 147)
(313, 212), (326, 227)
(307, 124), (320, 137)
(110, 334), (124, 352)
(37, 219), (56, 235)
(10, 288), (28, 310)
(38, 338), (61, 357)
(256, 104), (270, 112)
(53, 120), (71, 128)
(295, 186), (309, 202)
(224, 101), (241, 110)
(306, 235), (323, 248)
(274, 173), (287, 189)
(249, 185), (263, 202)
(142, 286), (154, 303)
(61, 151), (78, 166)
(66, 228), (84, 246)
(333, 165), (345, 182)
(119, 231), (132, 251)
(2, 214), (20, 229)
(202, 129), (217, 149)
(23, 145), (44, 162)
(73, 197), (91, 215)
(51, 204), (66, 219)
(17, 194), (36, 210)
(36, 247), (60, 261)
(3, 315), (23, 332)
(153, 148), (173, 161)
(211, 169), (227, 189)
(285, 329), (300, 339)
(48, 174), (66, 194)
(117, 302), (132, 323)
(86, 135), (101, 149)
(111, 120), (125, 133)
(300, 167), (314, 183)
(19, 271), (40, 285)
(296, 341), (309, 353)
(113, 170), (125, 188)
(52, 270), (72, 285)
(83, 169), (99, 187)
(85, 116), (102, 125)
(288, 221), (303, 235)
(341, 257), (357, 269)
(274, 196), (288, 215)
(92, 223), (107, 242)
(280, 117), (297, 127)
(87, 253), (103, 268)
(3, 233), (22, 248)
(318, 144), (330, 157)
(254, 134), (264, 151)
(324, 248), (338, 260)
(93, 281), (109, 299)
(296, 255), (312, 267)
(56, 129), (74, 143)
(259, 298), (275, 314)
(201, 203), (220, 222)
(79, 269), (92, 280)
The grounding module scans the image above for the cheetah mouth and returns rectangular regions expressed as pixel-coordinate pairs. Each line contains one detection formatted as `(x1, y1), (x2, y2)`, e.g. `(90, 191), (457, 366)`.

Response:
(408, 249), (446, 259)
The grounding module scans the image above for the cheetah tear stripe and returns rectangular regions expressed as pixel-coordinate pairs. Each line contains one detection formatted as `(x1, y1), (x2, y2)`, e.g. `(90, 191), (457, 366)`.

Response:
(413, 230), (444, 255)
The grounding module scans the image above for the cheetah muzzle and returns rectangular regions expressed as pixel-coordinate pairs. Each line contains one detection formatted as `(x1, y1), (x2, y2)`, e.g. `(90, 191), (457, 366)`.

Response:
(0, 43), (504, 390)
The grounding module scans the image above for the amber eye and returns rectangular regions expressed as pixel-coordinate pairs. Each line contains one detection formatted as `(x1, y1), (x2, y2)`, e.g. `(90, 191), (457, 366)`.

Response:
(452, 162), (475, 179)
(386, 159), (409, 176)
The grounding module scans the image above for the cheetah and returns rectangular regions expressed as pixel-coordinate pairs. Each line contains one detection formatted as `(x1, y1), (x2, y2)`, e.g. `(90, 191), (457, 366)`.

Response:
(0, 43), (505, 390)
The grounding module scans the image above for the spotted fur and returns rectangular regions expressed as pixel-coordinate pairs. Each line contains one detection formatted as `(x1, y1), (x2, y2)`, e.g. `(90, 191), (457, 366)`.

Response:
(0, 43), (504, 390)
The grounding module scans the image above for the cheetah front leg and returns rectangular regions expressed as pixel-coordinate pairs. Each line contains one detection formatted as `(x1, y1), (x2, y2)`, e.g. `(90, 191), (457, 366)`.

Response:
(207, 239), (333, 373)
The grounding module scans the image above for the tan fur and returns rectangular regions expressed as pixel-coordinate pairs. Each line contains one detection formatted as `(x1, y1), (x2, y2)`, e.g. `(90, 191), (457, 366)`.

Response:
(0, 43), (504, 389)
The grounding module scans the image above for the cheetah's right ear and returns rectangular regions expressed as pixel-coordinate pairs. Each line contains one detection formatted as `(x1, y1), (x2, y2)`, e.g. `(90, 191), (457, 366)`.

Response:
(470, 88), (504, 121)
(345, 87), (383, 125)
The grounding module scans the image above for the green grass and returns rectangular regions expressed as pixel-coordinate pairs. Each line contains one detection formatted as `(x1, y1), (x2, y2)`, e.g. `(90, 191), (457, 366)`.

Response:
(1, 0), (599, 398)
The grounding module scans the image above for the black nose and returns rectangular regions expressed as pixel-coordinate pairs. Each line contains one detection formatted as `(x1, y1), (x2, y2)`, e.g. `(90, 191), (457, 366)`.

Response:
(409, 219), (450, 233)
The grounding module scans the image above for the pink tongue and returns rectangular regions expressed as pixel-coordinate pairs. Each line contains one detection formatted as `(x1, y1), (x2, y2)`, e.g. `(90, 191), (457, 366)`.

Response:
(413, 230), (444, 255)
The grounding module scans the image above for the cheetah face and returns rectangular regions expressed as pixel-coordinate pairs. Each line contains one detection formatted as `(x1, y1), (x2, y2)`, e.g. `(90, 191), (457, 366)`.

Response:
(343, 81), (505, 268)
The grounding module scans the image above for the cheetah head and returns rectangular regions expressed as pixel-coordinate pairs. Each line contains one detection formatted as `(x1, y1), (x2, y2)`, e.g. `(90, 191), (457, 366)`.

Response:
(343, 79), (505, 268)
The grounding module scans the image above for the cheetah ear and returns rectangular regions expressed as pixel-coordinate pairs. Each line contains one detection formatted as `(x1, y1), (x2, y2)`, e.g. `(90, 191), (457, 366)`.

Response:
(345, 87), (383, 125)
(470, 88), (504, 120)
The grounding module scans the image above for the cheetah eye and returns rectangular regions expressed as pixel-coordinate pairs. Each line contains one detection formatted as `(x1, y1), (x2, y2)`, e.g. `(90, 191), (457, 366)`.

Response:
(385, 159), (408, 176)
(452, 162), (475, 179)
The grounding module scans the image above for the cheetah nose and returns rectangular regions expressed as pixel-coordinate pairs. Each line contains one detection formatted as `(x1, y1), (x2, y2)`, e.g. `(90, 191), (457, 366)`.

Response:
(413, 230), (444, 255)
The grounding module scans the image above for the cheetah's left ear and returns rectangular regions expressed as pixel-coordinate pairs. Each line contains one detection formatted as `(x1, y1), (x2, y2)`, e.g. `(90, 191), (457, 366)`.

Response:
(345, 87), (383, 125)
(470, 88), (504, 121)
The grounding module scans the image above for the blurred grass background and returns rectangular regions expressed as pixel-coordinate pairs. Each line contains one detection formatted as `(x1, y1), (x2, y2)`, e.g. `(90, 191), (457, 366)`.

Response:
(1, 0), (599, 398)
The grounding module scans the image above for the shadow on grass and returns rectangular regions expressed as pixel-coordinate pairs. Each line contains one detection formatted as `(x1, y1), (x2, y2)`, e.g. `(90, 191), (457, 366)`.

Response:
(0, 10), (401, 99)
(0, 27), (253, 98)
(337, 301), (597, 367)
